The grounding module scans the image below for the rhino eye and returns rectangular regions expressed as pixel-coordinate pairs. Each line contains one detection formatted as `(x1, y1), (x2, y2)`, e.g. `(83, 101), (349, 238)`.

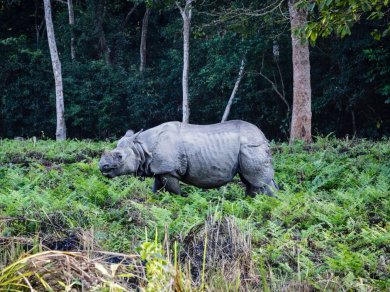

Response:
(114, 153), (122, 160)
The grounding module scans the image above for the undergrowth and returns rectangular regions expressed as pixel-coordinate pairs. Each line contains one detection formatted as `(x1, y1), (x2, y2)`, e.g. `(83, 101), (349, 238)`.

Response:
(0, 137), (389, 291)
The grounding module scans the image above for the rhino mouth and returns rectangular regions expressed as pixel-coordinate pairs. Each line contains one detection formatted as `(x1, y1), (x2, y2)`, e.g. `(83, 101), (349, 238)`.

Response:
(102, 171), (114, 178)
(101, 166), (117, 178)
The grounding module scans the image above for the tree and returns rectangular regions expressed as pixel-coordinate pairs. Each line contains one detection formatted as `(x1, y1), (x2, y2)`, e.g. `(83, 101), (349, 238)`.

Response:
(67, 0), (75, 60)
(289, 0), (312, 143)
(177, 0), (193, 124)
(140, 8), (151, 72)
(44, 0), (67, 140)
(221, 58), (245, 122)
(89, 0), (111, 65)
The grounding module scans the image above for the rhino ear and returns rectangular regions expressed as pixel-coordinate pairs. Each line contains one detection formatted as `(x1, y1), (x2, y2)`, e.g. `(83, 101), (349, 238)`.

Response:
(132, 129), (144, 141)
(133, 129), (143, 140)
(125, 130), (135, 137)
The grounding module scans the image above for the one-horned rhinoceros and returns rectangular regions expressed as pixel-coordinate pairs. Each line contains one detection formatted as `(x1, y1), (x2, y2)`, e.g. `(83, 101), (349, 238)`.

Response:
(99, 120), (278, 197)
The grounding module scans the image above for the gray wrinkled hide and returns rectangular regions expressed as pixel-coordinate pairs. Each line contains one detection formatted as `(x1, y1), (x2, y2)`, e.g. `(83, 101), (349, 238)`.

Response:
(99, 120), (278, 197)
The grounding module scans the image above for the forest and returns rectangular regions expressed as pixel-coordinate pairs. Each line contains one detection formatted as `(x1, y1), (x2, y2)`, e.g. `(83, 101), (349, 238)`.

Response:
(0, 0), (389, 140)
(0, 0), (389, 291)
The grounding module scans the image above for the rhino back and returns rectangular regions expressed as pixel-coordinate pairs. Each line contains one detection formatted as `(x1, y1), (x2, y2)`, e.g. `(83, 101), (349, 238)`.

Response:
(180, 122), (242, 188)
(139, 122), (185, 176)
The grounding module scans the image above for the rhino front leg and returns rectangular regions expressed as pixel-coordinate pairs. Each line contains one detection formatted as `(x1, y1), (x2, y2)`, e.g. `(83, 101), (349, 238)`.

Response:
(155, 174), (186, 197)
(239, 144), (278, 198)
(239, 174), (260, 197)
(152, 177), (164, 193)
(240, 174), (277, 198)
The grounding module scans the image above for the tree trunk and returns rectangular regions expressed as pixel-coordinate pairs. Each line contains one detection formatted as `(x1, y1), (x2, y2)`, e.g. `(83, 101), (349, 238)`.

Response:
(67, 0), (76, 60)
(288, 0), (312, 143)
(178, 1), (192, 124)
(34, 0), (39, 48)
(92, 0), (110, 65)
(221, 58), (245, 122)
(100, 32), (110, 65)
(351, 110), (356, 136)
(44, 0), (66, 140)
(139, 8), (150, 73)
(34, 0), (45, 49)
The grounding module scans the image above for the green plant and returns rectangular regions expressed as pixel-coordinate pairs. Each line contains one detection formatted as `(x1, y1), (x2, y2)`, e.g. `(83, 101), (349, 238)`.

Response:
(137, 231), (175, 291)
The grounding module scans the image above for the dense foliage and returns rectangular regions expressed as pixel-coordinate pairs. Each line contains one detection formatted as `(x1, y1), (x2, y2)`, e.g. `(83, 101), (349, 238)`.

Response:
(0, 138), (389, 290)
(301, 0), (390, 41)
(0, 0), (389, 140)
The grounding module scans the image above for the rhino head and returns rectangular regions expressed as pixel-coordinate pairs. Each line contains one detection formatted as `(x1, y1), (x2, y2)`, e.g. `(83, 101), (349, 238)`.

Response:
(99, 130), (143, 178)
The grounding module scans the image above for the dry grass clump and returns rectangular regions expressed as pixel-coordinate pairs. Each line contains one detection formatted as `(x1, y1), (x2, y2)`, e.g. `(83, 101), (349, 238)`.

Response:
(180, 215), (257, 290)
(280, 280), (314, 292)
(0, 250), (146, 291)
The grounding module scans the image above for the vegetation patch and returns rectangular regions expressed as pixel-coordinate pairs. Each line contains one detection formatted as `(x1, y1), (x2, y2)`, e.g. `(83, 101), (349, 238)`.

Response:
(180, 215), (255, 288)
(0, 250), (146, 291)
(0, 138), (389, 290)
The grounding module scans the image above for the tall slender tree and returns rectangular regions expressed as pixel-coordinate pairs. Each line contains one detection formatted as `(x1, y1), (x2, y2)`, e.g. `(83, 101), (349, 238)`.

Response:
(177, 0), (193, 124)
(140, 8), (151, 72)
(221, 58), (245, 122)
(67, 0), (75, 60)
(288, 0), (312, 143)
(44, 0), (66, 140)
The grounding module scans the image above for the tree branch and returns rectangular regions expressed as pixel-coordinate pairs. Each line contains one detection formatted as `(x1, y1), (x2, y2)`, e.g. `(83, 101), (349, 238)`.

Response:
(259, 54), (290, 113)
(176, 2), (185, 15)
(119, 3), (139, 31)
(221, 57), (246, 122)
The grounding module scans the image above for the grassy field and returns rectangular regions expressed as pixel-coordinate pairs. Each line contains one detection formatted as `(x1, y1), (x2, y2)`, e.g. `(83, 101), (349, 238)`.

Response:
(0, 137), (389, 291)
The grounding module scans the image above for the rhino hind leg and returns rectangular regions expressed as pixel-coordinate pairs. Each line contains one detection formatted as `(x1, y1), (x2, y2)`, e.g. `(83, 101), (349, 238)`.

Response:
(239, 144), (277, 197)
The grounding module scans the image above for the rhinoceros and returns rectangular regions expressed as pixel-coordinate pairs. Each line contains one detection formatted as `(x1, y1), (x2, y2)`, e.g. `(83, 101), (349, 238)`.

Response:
(99, 120), (278, 197)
